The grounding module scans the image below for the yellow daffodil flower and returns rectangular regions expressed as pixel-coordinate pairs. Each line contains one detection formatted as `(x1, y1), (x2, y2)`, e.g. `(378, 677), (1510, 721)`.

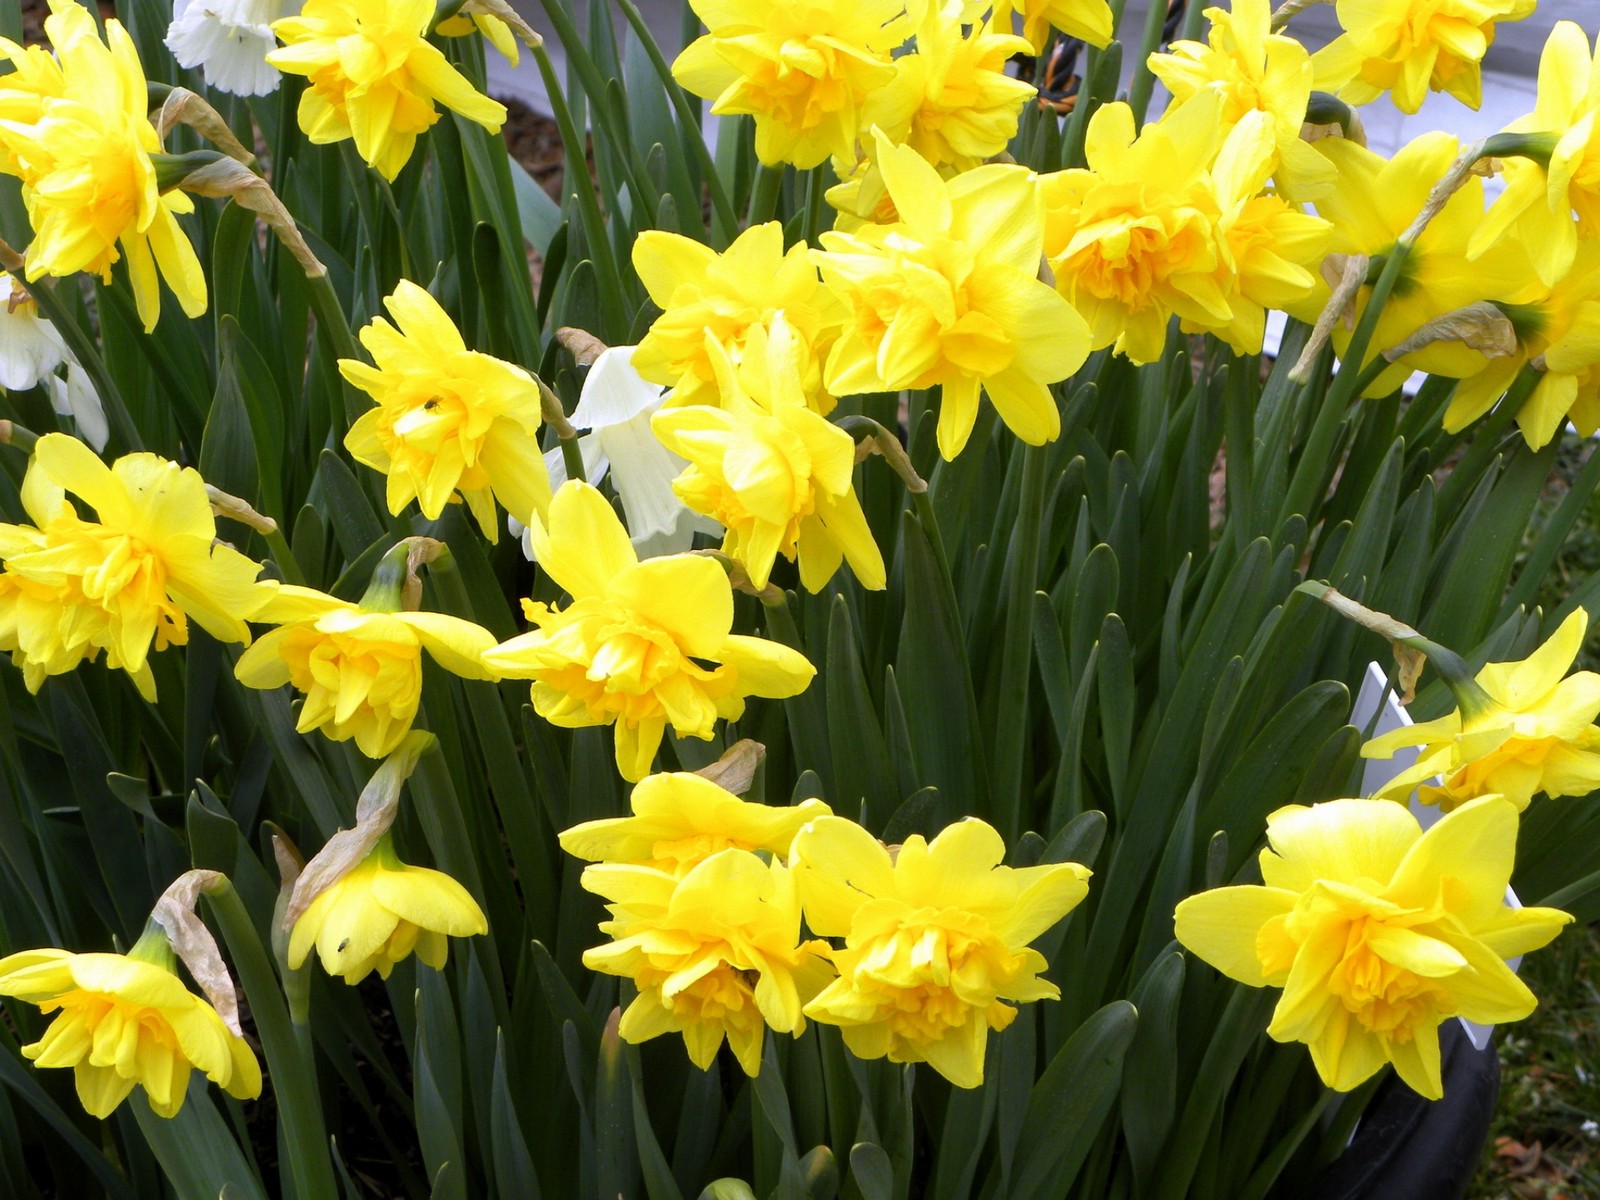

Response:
(1469, 21), (1600, 287)
(1175, 796), (1570, 1099)
(672, 0), (916, 169)
(825, 153), (905, 233)
(341, 280), (552, 541)
(1041, 97), (1229, 365)
(1311, 0), (1535, 115)
(288, 834), (487, 984)
(1439, 243), (1600, 449)
(888, 3), (1036, 171)
(483, 481), (816, 782)
(560, 769), (832, 876)
(1147, 0), (1336, 202)
(580, 847), (834, 1075)
(1363, 609), (1600, 812)
(0, 0), (206, 332)
(1300, 131), (1540, 397)
(233, 583), (498, 759)
(791, 815), (1091, 1088)
(1193, 112), (1333, 355)
(993, 0), (1113, 54)
(268, 0), (507, 182)
(0, 434), (268, 701)
(652, 320), (886, 593)
(632, 221), (842, 413)
(0, 930), (261, 1119)
(818, 130), (1090, 460)
(436, 10), (520, 66)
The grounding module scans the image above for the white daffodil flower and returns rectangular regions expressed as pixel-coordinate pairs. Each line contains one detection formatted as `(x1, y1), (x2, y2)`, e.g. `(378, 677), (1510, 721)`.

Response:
(512, 347), (720, 561)
(0, 275), (66, 393)
(166, 0), (284, 98)
(47, 361), (108, 453)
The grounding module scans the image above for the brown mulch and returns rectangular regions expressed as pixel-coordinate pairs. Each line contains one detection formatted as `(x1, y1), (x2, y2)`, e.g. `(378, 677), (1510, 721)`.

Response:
(501, 95), (567, 206)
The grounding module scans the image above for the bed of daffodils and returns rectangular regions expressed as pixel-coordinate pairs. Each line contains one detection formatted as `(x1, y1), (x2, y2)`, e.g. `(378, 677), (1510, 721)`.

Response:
(0, 0), (1598, 1196)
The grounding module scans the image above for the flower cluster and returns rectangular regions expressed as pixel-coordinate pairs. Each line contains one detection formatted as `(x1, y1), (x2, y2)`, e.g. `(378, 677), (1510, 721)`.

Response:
(565, 769), (1091, 1086)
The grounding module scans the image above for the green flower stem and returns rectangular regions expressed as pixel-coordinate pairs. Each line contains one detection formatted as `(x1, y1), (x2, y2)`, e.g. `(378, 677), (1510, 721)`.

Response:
(911, 488), (955, 586)
(1481, 130), (1559, 166)
(263, 525), (306, 587)
(613, 0), (740, 247)
(992, 442), (1049, 842)
(1127, 0), (1177, 125)
(203, 879), (337, 1200)
(303, 269), (366, 436)
(1279, 245), (1412, 523)
(748, 164), (785, 227)
(527, 38), (628, 339)
(803, 165), (828, 246)
(560, 433), (588, 492)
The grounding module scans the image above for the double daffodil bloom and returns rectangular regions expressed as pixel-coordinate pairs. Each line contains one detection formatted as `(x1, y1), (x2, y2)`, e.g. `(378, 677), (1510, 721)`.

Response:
(234, 583), (499, 759)
(632, 222), (842, 413)
(652, 320), (887, 593)
(1299, 131), (1539, 397)
(993, 0), (1113, 54)
(1440, 243), (1600, 449)
(1175, 797), (1570, 1099)
(1311, 0), (1535, 115)
(0, 0), (206, 331)
(580, 847), (834, 1076)
(1470, 21), (1600, 286)
(288, 834), (487, 984)
(1041, 97), (1229, 365)
(0, 929), (261, 1119)
(0, 434), (268, 701)
(484, 481), (816, 782)
(1198, 112), (1333, 355)
(672, 0), (915, 169)
(818, 131), (1091, 460)
(342, 280), (552, 541)
(1363, 609), (1600, 812)
(791, 816), (1091, 1089)
(268, 0), (507, 181)
(1147, 0), (1336, 202)
(560, 769), (832, 876)
(888, 3), (1036, 172)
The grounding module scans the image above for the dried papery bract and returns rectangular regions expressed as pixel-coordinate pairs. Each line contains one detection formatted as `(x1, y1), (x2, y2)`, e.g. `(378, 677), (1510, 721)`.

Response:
(174, 157), (325, 278)
(156, 88), (256, 165)
(693, 738), (766, 797)
(284, 731), (435, 928)
(150, 869), (242, 1036)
